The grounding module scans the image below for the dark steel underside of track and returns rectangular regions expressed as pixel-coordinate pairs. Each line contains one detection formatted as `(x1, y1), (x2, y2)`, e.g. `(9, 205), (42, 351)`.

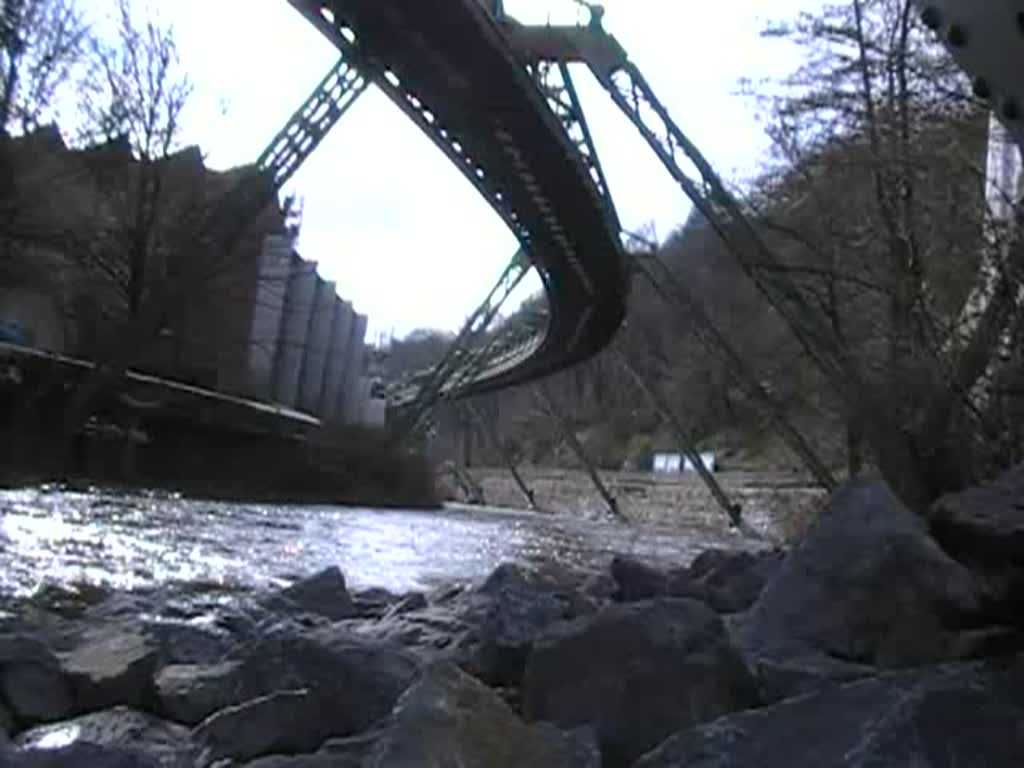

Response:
(289, 0), (628, 394)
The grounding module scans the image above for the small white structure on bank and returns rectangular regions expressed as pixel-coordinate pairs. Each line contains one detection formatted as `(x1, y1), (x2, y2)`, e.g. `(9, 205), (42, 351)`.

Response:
(652, 451), (717, 475)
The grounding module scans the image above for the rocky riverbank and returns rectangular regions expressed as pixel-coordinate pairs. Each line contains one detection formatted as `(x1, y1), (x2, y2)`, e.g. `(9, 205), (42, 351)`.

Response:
(0, 466), (1023, 766)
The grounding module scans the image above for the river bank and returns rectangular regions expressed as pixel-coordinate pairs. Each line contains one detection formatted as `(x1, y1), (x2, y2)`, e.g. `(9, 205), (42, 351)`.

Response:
(459, 466), (825, 537)
(0, 465), (1022, 765)
(1, 422), (440, 511)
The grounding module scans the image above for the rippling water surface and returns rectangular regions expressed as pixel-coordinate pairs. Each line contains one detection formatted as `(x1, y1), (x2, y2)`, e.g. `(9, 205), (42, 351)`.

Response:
(0, 487), (751, 597)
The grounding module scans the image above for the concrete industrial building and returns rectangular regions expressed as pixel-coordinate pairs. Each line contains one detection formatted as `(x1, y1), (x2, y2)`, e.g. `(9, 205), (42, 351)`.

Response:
(253, 235), (376, 423)
(1, 125), (379, 426)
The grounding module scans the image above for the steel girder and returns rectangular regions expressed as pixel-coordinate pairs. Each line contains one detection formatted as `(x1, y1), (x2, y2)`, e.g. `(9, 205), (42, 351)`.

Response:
(389, 250), (533, 437)
(912, 1), (1024, 149)
(258, 56), (368, 187)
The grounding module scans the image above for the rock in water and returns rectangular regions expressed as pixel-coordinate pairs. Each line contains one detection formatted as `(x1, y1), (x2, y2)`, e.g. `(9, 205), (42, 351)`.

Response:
(368, 662), (599, 767)
(0, 634), (72, 725)
(154, 662), (243, 725)
(522, 598), (759, 768)
(14, 707), (193, 767)
(635, 661), (1024, 767)
(268, 568), (355, 621)
(64, 630), (158, 712)
(736, 479), (982, 668)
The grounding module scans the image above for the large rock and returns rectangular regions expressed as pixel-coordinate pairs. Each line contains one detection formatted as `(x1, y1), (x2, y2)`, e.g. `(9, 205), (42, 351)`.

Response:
(223, 627), (420, 738)
(931, 462), (1024, 625)
(155, 662), (242, 725)
(0, 634), (72, 725)
(142, 619), (237, 667)
(931, 462), (1024, 563)
(736, 479), (983, 669)
(635, 661), (1024, 767)
(688, 548), (785, 613)
(63, 630), (158, 712)
(240, 732), (380, 767)
(368, 663), (598, 767)
(193, 690), (327, 765)
(266, 568), (355, 621)
(522, 598), (759, 767)
(453, 562), (597, 688)
(14, 707), (193, 767)
(0, 743), (163, 767)
(609, 556), (707, 603)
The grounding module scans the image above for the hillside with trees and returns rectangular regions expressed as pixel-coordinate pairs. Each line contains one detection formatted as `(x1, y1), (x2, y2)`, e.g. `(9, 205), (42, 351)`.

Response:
(392, 0), (1023, 510)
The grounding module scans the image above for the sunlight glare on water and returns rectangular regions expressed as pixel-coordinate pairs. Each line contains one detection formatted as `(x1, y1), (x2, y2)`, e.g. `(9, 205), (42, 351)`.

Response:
(0, 487), (743, 598)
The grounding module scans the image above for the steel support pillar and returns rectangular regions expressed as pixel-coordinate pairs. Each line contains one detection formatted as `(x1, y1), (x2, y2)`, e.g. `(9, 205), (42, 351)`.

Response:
(611, 347), (742, 527)
(463, 401), (537, 510)
(60, 56), (368, 450)
(531, 383), (622, 520)
(445, 460), (486, 505)
(393, 251), (533, 438)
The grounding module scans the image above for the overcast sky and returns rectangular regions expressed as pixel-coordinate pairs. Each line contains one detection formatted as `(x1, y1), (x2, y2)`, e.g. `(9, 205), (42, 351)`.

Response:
(84, 0), (819, 343)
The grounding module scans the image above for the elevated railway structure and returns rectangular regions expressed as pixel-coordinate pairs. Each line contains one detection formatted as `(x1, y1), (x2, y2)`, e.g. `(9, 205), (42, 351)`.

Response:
(55, 0), (1022, 517)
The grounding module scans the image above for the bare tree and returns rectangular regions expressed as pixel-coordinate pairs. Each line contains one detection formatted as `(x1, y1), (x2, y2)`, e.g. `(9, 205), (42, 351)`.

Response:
(0, 0), (89, 135)
(76, 0), (193, 316)
(748, 0), (1022, 502)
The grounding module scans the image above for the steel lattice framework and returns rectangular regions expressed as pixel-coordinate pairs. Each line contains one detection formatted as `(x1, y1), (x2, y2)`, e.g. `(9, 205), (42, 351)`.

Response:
(63, 0), (1020, 459)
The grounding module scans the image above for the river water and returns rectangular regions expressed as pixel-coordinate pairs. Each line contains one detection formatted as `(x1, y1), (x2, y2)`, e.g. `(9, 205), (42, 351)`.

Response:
(0, 486), (756, 598)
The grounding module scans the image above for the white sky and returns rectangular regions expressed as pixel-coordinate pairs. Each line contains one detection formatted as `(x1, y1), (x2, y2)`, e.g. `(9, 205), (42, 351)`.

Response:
(83, 0), (819, 342)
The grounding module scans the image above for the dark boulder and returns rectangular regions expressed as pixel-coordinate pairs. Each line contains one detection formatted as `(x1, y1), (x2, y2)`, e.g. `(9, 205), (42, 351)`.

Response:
(193, 690), (327, 765)
(453, 562), (597, 688)
(931, 462), (1024, 563)
(0, 634), (72, 726)
(689, 548), (785, 613)
(266, 567), (355, 621)
(142, 619), (237, 667)
(226, 626), (420, 738)
(154, 661), (243, 725)
(367, 663), (599, 767)
(240, 731), (380, 767)
(0, 743), (163, 767)
(930, 462), (1024, 625)
(635, 661), (1024, 767)
(522, 598), (759, 767)
(735, 479), (983, 669)
(14, 707), (193, 767)
(609, 555), (709, 604)
(63, 630), (159, 712)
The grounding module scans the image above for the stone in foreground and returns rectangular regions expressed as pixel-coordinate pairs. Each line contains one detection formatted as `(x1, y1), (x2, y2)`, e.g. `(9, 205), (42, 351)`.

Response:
(0, 634), (72, 725)
(736, 479), (982, 669)
(930, 461), (1024, 564)
(635, 661), (1024, 767)
(454, 562), (596, 688)
(523, 598), (759, 767)
(154, 661), (242, 725)
(368, 662), (598, 767)
(193, 690), (325, 765)
(13, 707), (193, 767)
(63, 630), (159, 712)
